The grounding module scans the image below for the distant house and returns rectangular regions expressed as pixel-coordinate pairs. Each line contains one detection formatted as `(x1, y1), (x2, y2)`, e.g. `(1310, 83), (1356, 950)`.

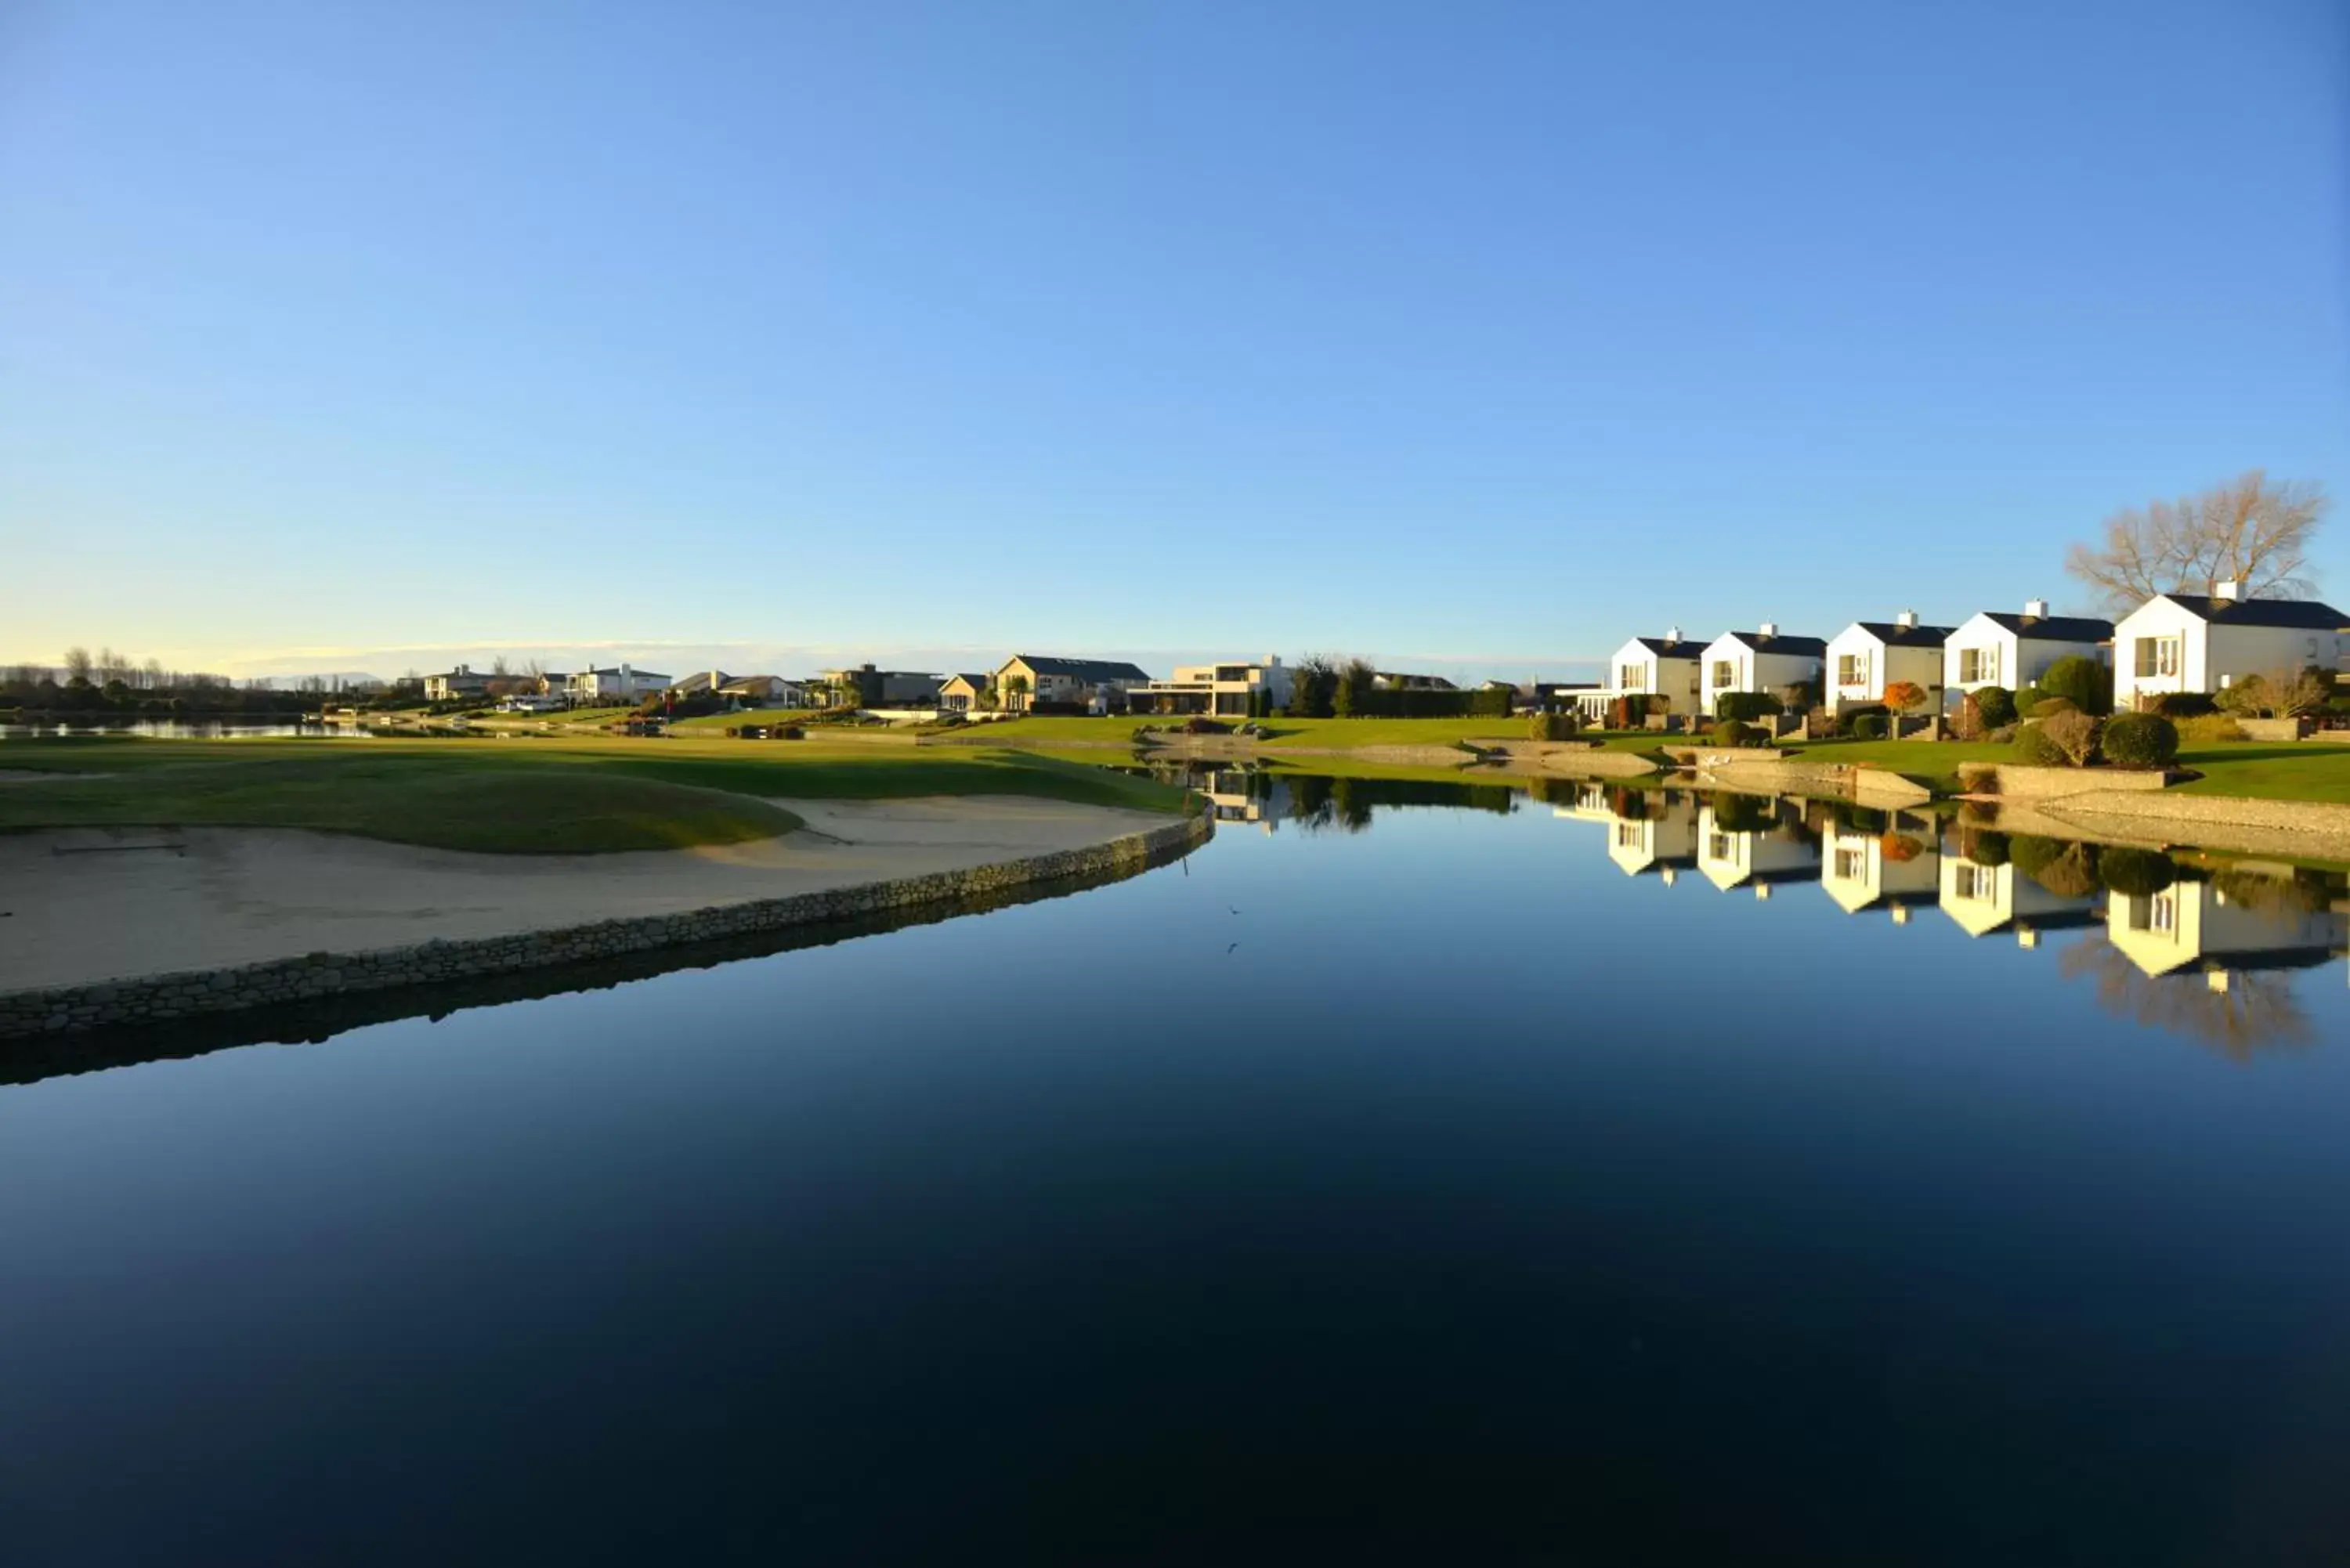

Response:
(817, 664), (945, 709)
(423, 665), (494, 702)
(1823, 612), (1955, 716)
(2110, 587), (2350, 712)
(1585, 629), (1707, 722)
(993, 655), (1153, 714)
(1942, 599), (2113, 710)
(938, 674), (994, 712)
(1697, 626), (1828, 717)
(1127, 656), (1292, 717)
(1372, 671), (1455, 692)
(569, 664), (671, 704)
(718, 676), (806, 708)
(667, 669), (736, 697)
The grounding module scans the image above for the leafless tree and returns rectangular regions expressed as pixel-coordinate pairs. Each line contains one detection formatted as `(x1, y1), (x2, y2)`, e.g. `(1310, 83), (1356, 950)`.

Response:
(63, 646), (93, 684)
(143, 658), (164, 691)
(2059, 934), (2315, 1061)
(2066, 470), (2328, 615)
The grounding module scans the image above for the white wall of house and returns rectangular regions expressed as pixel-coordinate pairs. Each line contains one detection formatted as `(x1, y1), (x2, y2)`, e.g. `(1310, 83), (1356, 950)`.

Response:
(1699, 635), (1824, 717)
(2110, 598), (2210, 711)
(2106, 881), (2348, 978)
(1821, 825), (1940, 912)
(1943, 616), (2109, 706)
(1823, 628), (1945, 716)
(1604, 638), (1705, 717)
(1603, 806), (1696, 880)
(1696, 803), (1819, 893)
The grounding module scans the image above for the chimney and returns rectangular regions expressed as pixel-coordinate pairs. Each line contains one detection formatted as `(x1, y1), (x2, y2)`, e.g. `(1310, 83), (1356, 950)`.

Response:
(1895, 609), (1918, 629)
(2023, 598), (2049, 620)
(1667, 623), (1682, 642)
(1758, 620), (1779, 638)
(2214, 579), (2240, 602)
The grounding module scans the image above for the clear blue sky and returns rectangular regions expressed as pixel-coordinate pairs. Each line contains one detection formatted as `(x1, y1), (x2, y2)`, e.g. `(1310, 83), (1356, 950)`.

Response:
(2, 0), (2344, 681)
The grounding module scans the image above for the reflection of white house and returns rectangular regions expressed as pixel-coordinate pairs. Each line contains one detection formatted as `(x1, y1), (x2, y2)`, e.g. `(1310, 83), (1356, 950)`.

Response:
(1820, 819), (1941, 916)
(1603, 798), (1697, 883)
(1196, 768), (1291, 833)
(1937, 854), (2102, 943)
(1577, 630), (1708, 723)
(2106, 880), (2348, 982)
(2110, 587), (2350, 712)
(1698, 626), (1828, 717)
(1696, 800), (1820, 896)
(1823, 613), (1954, 717)
(1943, 600), (2113, 710)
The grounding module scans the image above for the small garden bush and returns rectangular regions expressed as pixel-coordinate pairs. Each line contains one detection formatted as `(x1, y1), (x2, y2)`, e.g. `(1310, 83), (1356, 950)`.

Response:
(1713, 691), (1782, 723)
(2040, 654), (2111, 716)
(1709, 720), (1765, 749)
(1529, 711), (1578, 742)
(2099, 711), (2178, 770)
(1960, 827), (2011, 866)
(1837, 702), (1888, 737)
(1849, 712), (1888, 740)
(1985, 724), (2019, 743)
(1972, 685), (2017, 728)
(2030, 696), (2077, 718)
(2040, 710), (2102, 766)
(2148, 691), (2216, 718)
(2013, 723), (2066, 768)
(2097, 847), (2178, 898)
(1181, 717), (1232, 735)
(2176, 713), (2243, 745)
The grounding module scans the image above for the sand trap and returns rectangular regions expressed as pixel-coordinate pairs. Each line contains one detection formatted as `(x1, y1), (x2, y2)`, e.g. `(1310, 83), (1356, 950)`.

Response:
(0, 796), (1168, 992)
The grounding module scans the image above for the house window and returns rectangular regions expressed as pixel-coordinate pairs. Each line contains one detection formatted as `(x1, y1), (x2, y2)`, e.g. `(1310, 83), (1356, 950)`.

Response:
(1834, 848), (1865, 880)
(1711, 660), (1737, 692)
(1837, 652), (1870, 688)
(2134, 637), (2181, 678)
(1708, 833), (1734, 861)
(1958, 646), (1998, 684)
(1618, 663), (1647, 692)
(1615, 822), (1640, 848)
(1955, 863), (1995, 901)
(2127, 891), (2178, 935)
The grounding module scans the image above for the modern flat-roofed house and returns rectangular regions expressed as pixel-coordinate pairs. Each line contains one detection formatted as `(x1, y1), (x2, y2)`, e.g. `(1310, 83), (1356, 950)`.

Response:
(1943, 599), (2113, 710)
(817, 664), (945, 709)
(422, 665), (494, 702)
(1823, 612), (1955, 717)
(1372, 671), (1455, 692)
(1126, 656), (1294, 717)
(938, 674), (993, 712)
(2110, 586), (2350, 712)
(2105, 878), (2347, 982)
(1697, 625), (1828, 718)
(993, 655), (1153, 714)
(1583, 630), (1707, 723)
(569, 664), (671, 704)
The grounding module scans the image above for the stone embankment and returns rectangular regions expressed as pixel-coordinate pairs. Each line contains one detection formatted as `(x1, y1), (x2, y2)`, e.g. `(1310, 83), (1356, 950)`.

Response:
(0, 812), (1210, 1041)
(1682, 753), (1933, 807)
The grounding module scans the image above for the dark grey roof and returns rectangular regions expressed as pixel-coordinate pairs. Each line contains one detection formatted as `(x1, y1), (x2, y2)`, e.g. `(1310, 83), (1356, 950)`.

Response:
(1720, 631), (1828, 658)
(942, 672), (992, 688)
(1852, 622), (1956, 649)
(1632, 638), (1705, 658)
(2156, 594), (2350, 630)
(1979, 612), (2115, 641)
(1007, 655), (1153, 682)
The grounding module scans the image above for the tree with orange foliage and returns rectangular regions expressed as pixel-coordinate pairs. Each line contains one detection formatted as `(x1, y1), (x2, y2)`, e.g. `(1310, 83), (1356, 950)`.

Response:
(1882, 681), (1927, 714)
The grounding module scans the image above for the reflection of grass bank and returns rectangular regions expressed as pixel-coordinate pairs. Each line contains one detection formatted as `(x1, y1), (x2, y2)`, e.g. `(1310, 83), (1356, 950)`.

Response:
(0, 737), (1187, 854)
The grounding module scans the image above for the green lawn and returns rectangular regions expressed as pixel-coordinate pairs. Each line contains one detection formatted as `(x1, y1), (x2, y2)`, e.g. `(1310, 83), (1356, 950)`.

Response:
(938, 714), (1538, 750)
(0, 735), (1187, 853)
(2173, 744), (2350, 803)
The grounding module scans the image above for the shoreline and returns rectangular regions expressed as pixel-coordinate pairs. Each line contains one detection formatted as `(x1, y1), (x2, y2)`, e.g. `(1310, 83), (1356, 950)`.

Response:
(0, 802), (1210, 1041)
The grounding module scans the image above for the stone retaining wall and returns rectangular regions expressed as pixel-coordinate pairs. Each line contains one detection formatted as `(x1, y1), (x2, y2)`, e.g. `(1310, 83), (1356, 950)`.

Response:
(1687, 756), (1934, 807)
(1958, 764), (2172, 800)
(2030, 790), (2350, 861)
(0, 812), (1212, 1042)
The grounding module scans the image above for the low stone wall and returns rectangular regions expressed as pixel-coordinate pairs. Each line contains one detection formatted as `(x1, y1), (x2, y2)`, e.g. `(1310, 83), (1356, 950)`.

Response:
(1958, 764), (2172, 800)
(2237, 717), (2307, 742)
(2029, 790), (2350, 861)
(1686, 755), (1933, 807)
(0, 812), (1211, 1041)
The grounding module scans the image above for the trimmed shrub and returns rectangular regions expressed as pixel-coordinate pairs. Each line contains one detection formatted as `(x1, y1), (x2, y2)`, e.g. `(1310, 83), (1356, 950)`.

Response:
(2041, 654), (2110, 716)
(2030, 696), (2077, 718)
(1709, 720), (1764, 749)
(1837, 702), (1888, 737)
(2148, 691), (2216, 719)
(1961, 827), (2011, 866)
(1710, 792), (1775, 833)
(1972, 685), (2017, 728)
(2013, 723), (2066, 768)
(2098, 847), (2178, 898)
(1984, 724), (2018, 743)
(1849, 712), (1888, 740)
(1713, 691), (1782, 723)
(2041, 710), (2102, 766)
(1529, 710), (1577, 742)
(2177, 713), (2243, 745)
(2100, 711), (2178, 770)
(1952, 692), (1987, 742)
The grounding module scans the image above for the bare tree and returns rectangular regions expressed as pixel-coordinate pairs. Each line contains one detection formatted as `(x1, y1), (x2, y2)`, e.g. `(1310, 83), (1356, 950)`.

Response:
(2066, 470), (2328, 614)
(143, 658), (164, 691)
(62, 646), (93, 684)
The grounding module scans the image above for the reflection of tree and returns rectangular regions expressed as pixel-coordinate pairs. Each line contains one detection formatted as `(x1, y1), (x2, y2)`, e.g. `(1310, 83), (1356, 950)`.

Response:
(1710, 792), (1775, 833)
(2012, 836), (2099, 897)
(2059, 934), (2316, 1061)
(1958, 826), (2010, 866)
(1879, 831), (1925, 862)
(2212, 868), (2338, 916)
(1607, 786), (1650, 821)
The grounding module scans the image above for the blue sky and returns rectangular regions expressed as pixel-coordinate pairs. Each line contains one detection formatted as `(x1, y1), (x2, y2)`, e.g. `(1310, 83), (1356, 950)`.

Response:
(2, 0), (2344, 681)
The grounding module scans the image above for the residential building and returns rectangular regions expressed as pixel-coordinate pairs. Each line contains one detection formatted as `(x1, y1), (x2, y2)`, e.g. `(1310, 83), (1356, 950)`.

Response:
(569, 664), (671, 704)
(1580, 629), (1708, 722)
(817, 664), (945, 709)
(1823, 612), (1955, 717)
(1938, 847), (2103, 943)
(1942, 599), (2114, 709)
(1697, 625), (1828, 717)
(938, 674), (994, 712)
(1127, 656), (1294, 717)
(2105, 877), (2347, 983)
(718, 676), (807, 707)
(993, 655), (1154, 714)
(1820, 815), (1941, 916)
(667, 669), (736, 697)
(422, 665), (494, 702)
(2110, 586), (2350, 712)
(496, 692), (566, 714)
(1372, 671), (1456, 691)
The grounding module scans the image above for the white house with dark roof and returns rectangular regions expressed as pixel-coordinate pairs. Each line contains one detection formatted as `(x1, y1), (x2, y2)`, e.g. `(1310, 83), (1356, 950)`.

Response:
(1942, 598), (2113, 709)
(938, 674), (994, 712)
(992, 654), (1154, 714)
(1585, 629), (1707, 721)
(2110, 587), (2350, 711)
(1697, 625), (1828, 717)
(1823, 612), (1956, 717)
(2105, 879), (2347, 981)
(569, 664), (671, 703)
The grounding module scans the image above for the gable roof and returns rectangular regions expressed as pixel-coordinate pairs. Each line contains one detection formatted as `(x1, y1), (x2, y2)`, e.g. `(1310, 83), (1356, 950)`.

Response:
(1714, 630), (1828, 658)
(940, 672), (991, 690)
(1629, 637), (1705, 659)
(2149, 594), (2350, 630)
(1978, 612), (2116, 641)
(1003, 654), (1153, 682)
(1849, 621), (1956, 649)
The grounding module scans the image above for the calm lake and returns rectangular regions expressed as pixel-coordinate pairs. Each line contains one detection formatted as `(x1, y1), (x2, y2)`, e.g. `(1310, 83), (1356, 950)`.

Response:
(5, 771), (2349, 1564)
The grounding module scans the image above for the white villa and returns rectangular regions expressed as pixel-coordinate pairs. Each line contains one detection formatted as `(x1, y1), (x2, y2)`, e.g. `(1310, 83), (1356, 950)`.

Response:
(1576, 630), (1707, 723)
(1126, 656), (1293, 717)
(2106, 879), (2348, 983)
(569, 664), (671, 703)
(2110, 587), (2350, 712)
(1820, 816), (1941, 916)
(1698, 626), (1828, 718)
(1822, 613), (1954, 717)
(1942, 599), (2113, 709)
(1938, 851), (2103, 944)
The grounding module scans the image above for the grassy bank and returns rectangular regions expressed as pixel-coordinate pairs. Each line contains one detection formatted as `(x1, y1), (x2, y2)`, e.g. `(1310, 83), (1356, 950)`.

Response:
(0, 735), (1188, 854)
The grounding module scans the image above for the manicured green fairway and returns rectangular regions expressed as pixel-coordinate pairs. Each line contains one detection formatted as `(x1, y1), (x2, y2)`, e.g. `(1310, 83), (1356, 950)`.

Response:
(0, 735), (1187, 853)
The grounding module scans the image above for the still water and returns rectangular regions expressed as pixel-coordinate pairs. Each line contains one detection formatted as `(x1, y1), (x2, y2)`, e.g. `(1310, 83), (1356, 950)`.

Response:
(4, 773), (2349, 1564)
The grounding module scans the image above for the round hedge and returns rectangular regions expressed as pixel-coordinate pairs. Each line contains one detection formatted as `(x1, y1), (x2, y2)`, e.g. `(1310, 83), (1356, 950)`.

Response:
(2098, 847), (2178, 898)
(1972, 686), (2017, 728)
(2013, 723), (2066, 767)
(2100, 711), (2179, 770)
(1850, 713), (1888, 740)
(1709, 720), (1763, 749)
(2030, 697), (2078, 718)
